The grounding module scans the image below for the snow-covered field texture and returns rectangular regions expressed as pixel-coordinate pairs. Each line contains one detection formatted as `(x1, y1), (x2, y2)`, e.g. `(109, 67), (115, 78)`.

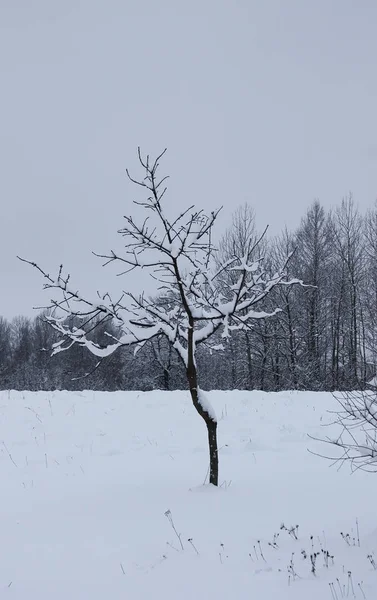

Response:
(1, 389), (377, 599)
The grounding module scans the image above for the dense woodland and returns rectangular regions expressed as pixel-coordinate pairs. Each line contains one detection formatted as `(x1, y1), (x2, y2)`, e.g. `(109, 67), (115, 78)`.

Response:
(2, 196), (377, 392)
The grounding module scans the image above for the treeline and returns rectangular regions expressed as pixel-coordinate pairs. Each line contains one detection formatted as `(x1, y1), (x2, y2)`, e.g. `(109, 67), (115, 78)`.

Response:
(0, 313), (190, 391)
(2, 196), (377, 392)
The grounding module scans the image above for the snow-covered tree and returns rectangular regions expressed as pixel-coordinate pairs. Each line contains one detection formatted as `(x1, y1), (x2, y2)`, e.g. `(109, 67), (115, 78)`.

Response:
(20, 149), (300, 485)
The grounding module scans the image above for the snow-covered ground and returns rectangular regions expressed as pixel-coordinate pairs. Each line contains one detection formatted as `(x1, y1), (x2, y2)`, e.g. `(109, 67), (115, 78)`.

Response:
(1, 389), (376, 599)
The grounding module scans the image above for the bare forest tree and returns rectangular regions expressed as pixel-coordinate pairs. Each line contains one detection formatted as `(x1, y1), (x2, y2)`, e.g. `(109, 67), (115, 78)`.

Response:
(19, 149), (299, 485)
(269, 229), (300, 389)
(363, 202), (377, 372)
(0, 317), (12, 382)
(294, 201), (333, 388)
(316, 387), (377, 473)
(215, 204), (267, 389)
(329, 197), (365, 388)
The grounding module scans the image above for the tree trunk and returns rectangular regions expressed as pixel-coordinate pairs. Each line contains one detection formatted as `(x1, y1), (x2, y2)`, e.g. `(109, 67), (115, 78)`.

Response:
(286, 299), (298, 388)
(206, 418), (218, 485)
(186, 317), (219, 486)
(230, 337), (237, 388)
(188, 384), (219, 486)
(163, 368), (169, 390)
(245, 331), (253, 390)
(260, 327), (268, 390)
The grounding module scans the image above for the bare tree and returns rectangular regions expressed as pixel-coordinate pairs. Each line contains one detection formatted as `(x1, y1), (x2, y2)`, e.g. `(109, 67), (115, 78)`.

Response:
(270, 229), (300, 389)
(147, 336), (181, 390)
(294, 201), (333, 388)
(19, 149), (299, 485)
(316, 388), (377, 472)
(216, 204), (266, 389)
(0, 316), (12, 386)
(329, 197), (365, 388)
(363, 202), (377, 376)
(217, 204), (261, 267)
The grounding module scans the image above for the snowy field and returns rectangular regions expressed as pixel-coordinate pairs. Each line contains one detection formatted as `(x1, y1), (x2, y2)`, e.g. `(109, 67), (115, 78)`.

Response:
(1, 389), (377, 599)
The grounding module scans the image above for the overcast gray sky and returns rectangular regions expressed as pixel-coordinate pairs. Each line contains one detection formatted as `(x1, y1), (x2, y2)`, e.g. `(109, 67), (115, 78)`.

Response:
(1, 0), (377, 319)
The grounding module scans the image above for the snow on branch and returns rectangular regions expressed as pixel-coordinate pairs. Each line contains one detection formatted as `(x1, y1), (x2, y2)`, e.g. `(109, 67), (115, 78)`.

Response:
(19, 149), (302, 369)
(197, 388), (216, 422)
